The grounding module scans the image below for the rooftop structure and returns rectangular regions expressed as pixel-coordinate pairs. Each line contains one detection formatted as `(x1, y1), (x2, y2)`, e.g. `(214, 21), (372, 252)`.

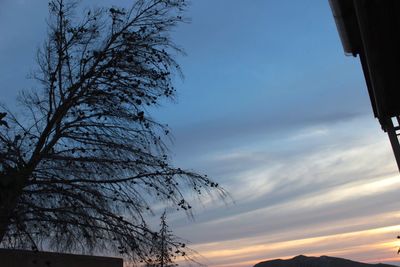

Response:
(0, 249), (123, 267)
(329, 0), (400, 170)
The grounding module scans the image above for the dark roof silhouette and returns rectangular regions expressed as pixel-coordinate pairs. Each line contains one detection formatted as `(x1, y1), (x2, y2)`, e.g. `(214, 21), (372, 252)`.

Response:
(329, 0), (400, 120)
(329, 0), (400, 170)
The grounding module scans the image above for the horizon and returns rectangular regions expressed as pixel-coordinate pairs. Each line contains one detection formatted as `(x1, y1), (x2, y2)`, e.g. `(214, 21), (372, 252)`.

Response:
(1, 1), (400, 267)
(254, 254), (400, 267)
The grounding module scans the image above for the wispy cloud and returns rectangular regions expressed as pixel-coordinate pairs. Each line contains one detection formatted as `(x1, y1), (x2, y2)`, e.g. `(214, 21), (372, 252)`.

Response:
(191, 224), (400, 267)
(2, 1), (399, 266)
(169, 115), (400, 266)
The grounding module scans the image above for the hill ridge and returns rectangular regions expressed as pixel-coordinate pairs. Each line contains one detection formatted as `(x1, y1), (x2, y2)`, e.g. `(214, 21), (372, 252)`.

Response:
(254, 255), (398, 267)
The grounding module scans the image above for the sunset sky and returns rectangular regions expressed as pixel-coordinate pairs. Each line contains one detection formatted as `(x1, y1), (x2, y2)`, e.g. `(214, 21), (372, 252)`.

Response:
(1, 1), (400, 267)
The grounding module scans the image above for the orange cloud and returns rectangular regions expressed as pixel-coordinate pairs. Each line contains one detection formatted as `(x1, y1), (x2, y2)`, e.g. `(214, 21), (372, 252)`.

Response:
(191, 224), (400, 267)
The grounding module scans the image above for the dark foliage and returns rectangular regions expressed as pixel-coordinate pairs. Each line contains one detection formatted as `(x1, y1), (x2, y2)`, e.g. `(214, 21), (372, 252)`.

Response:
(146, 211), (180, 267)
(0, 0), (224, 263)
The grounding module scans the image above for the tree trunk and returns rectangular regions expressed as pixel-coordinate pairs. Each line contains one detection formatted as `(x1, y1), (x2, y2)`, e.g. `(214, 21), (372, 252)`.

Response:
(0, 171), (26, 242)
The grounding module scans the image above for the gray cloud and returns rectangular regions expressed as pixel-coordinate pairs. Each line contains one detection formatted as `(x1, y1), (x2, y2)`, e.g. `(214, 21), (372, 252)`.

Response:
(166, 115), (399, 250)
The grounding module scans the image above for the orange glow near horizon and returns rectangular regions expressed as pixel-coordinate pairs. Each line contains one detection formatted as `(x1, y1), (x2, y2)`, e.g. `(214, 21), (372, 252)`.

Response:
(188, 224), (400, 267)
(180, 171), (400, 266)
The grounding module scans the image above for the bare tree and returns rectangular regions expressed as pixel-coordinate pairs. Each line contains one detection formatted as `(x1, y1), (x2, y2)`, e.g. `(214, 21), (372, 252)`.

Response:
(146, 211), (180, 267)
(0, 113), (8, 129)
(0, 0), (223, 263)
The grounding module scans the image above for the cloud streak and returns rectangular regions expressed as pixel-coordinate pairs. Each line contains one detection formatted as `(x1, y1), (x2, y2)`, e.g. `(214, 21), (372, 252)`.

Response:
(2, 1), (399, 267)
(169, 115), (400, 266)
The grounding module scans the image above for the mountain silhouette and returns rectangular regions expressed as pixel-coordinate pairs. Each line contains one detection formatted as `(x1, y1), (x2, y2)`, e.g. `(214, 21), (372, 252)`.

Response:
(254, 255), (398, 267)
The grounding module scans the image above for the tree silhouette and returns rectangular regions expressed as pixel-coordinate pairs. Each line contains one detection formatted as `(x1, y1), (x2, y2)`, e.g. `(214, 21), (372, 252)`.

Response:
(0, 113), (8, 129)
(0, 0), (223, 263)
(146, 211), (180, 267)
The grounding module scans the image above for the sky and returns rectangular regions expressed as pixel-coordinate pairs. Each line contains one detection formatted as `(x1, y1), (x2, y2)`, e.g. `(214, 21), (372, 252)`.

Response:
(1, 1), (400, 267)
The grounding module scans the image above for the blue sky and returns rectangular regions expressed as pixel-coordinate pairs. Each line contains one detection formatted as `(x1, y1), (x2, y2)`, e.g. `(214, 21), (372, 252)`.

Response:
(1, 1), (400, 267)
